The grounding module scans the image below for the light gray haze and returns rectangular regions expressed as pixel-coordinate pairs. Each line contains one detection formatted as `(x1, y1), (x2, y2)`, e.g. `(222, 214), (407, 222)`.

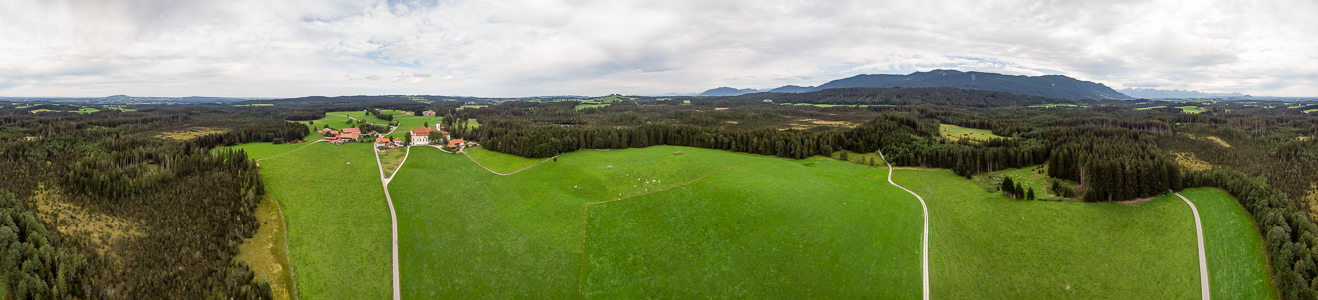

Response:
(1, 0), (1315, 97)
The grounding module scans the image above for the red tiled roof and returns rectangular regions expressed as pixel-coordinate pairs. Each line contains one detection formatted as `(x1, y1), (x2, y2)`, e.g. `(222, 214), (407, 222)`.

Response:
(342, 128), (361, 133)
(339, 132), (360, 139)
(411, 126), (435, 135)
(375, 137), (391, 143)
(448, 139), (465, 147)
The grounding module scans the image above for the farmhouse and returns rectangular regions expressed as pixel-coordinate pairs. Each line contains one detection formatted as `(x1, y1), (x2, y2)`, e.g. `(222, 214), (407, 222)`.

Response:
(375, 137), (393, 148)
(448, 139), (465, 148)
(422, 111), (436, 116)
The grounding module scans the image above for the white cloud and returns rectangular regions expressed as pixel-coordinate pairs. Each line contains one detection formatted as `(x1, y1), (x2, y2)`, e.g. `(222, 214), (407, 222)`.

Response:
(0, 0), (1315, 97)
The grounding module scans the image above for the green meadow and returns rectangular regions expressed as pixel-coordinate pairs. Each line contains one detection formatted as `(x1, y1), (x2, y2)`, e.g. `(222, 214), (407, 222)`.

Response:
(215, 141), (315, 160)
(388, 146), (923, 298)
(254, 143), (392, 299)
(940, 124), (1005, 141)
(582, 158), (921, 298)
(1135, 106), (1166, 110)
(1178, 106), (1206, 113)
(464, 147), (545, 173)
(894, 169), (1201, 299)
(1179, 188), (1277, 299)
(1028, 103), (1080, 108)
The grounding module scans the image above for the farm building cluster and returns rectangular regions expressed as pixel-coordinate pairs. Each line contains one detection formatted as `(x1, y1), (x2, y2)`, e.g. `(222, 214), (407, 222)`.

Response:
(318, 123), (477, 150)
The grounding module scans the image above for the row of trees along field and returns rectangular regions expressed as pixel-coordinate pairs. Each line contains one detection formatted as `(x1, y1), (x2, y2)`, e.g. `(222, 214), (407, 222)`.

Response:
(463, 95), (1191, 202)
(0, 110), (302, 298)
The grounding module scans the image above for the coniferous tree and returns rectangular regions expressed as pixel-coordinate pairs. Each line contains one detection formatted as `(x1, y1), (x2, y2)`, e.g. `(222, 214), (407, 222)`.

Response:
(1001, 177), (1015, 195)
(1027, 188), (1036, 200)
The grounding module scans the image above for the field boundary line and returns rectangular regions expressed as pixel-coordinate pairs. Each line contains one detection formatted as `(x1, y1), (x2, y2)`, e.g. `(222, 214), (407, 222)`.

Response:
(1174, 191), (1211, 300)
(463, 150), (555, 176)
(253, 141), (321, 162)
(575, 161), (769, 298)
(373, 144), (402, 300)
(878, 150), (930, 300)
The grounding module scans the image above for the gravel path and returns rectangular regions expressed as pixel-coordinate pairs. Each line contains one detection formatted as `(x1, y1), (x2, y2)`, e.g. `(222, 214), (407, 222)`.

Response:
(877, 150), (929, 300)
(1174, 191), (1211, 300)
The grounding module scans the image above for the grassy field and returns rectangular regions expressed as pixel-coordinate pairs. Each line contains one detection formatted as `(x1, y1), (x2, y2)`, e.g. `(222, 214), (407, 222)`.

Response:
(255, 142), (392, 299)
(388, 146), (923, 298)
(1028, 104), (1080, 108)
(970, 165), (1058, 198)
(1178, 106), (1206, 113)
(1179, 188), (1277, 299)
(464, 147), (547, 173)
(583, 158), (921, 297)
(1135, 106), (1166, 110)
(940, 124), (1005, 141)
(328, 111), (393, 126)
(458, 104), (487, 110)
(298, 114), (357, 136)
(235, 189), (296, 300)
(214, 141), (316, 161)
(575, 103), (610, 110)
(74, 107), (99, 114)
(379, 147), (408, 178)
(830, 150), (885, 166)
(894, 169), (1199, 298)
(1306, 109), (1318, 114)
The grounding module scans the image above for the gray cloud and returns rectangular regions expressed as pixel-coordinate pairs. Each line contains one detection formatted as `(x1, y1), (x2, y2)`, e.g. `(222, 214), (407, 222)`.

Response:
(0, 0), (1315, 97)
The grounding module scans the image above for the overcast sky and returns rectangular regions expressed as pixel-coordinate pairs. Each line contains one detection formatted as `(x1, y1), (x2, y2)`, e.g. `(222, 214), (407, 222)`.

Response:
(1, 0), (1315, 98)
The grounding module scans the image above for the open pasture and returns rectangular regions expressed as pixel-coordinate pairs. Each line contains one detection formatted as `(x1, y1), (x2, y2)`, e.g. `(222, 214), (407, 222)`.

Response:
(892, 169), (1254, 299)
(253, 143), (393, 299)
(940, 124), (1005, 141)
(1178, 106), (1206, 113)
(388, 146), (923, 298)
(1178, 188), (1277, 299)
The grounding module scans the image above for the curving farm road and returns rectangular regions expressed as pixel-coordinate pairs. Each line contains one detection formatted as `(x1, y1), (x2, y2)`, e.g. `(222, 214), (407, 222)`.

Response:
(1174, 191), (1211, 300)
(877, 151), (929, 300)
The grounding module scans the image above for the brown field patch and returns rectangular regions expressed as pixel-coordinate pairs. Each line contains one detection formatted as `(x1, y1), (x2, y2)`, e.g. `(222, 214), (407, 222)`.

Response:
(236, 191), (296, 300)
(714, 107), (729, 110)
(1170, 151), (1213, 171)
(1183, 133), (1231, 147)
(158, 127), (229, 141)
(782, 118), (858, 130)
(30, 184), (144, 256)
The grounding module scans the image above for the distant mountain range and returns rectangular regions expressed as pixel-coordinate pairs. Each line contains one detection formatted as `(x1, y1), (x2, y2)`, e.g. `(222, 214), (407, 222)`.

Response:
(1119, 88), (1248, 99)
(703, 69), (1132, 100)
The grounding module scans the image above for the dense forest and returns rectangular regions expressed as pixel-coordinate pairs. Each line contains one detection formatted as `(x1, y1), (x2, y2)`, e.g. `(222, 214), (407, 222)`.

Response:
(0, 107), (302, 299)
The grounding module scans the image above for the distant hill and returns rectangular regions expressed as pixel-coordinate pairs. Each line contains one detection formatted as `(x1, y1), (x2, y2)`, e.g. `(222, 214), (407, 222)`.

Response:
(730, 86), (1075, 108)
(766, 70), (1131, 100)
(766, 85), (814, 93)
(700, 87), (761, 96)
(1119, 88), (1248, 99)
